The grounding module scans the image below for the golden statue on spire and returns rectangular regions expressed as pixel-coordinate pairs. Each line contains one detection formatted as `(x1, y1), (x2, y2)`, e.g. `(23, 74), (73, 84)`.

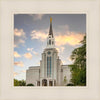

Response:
(50, 17), (52, 23)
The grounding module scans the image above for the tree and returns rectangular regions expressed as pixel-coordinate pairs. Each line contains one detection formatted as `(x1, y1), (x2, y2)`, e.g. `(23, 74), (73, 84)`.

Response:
(27, 83), (34, 86)
(64, 76), (67, 85)
(69, 35), (86, 86)
(14, 79), (26, 86)
(14, 79), (19, 86)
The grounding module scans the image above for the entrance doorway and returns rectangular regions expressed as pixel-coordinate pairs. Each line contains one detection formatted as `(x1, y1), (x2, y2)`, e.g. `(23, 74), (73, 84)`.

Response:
(49, 81), (53, 86)
(42, 79), (47, 86)
(37, 81), (40, 86)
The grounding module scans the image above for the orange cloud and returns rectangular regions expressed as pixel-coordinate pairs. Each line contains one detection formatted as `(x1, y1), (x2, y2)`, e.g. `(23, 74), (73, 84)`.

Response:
(14, 28), (26, 48)
(62, 60), (66, 64)
(55, 32), (84, 46)
(21, 70), (26, 73)
(56, 46), (65, 53)
(14, 72), (19, 77)
(67, 56), (72, 62)
(33, 51), (38, 55)
(14, 51), (21, 58)
(31, 30), (47, 41)
(14, 28), (26, 37)
(14, 44), (17, 48)
(56, 48), (60, 52)
(24, 53), (32, 59)
(14, 61), (24, 67)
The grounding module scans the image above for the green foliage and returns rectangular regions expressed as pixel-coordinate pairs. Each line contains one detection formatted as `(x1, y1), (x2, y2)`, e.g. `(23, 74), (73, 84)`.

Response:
(14, 79), (26, 86)
(64, 76), (67, 84)
(27, 83), (34, 86)
(67, 83), (74, 86)
(69, 35), (86, 86)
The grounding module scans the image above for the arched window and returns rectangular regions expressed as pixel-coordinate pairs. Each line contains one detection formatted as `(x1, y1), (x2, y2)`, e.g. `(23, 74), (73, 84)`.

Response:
(47, 56), (51, 77)
(52, 41), (54, 45)
(49, 40), (51, 45)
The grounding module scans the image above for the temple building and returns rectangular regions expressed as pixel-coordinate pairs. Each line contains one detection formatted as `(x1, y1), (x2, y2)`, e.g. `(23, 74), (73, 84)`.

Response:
(26, 17), (72, 86)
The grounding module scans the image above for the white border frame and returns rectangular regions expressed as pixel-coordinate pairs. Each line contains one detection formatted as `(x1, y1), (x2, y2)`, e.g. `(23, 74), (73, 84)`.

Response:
(0, 0), (100, 100)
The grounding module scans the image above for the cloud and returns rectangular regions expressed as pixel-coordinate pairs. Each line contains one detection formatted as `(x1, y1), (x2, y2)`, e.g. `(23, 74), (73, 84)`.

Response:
(14, 72), (19, 77)
(58, 25), (69, 32)
(27, 48), (33, 52)
(62, 60), (66, 64)
(67, 56), (72, 62)
(30, 29), (84, 47)
(55, 32), (85, 46)
(31, 30), (47, 41)
(24, 52), (33, 59)
(27, 48), (39, 55)
(14, 28), (26, 48)
(56, 46), (65, 53)
(14, 44), (17, 48)
(14, 28), (26, 38)
(14, 61), (24, 67)
(30, 14), (44, 21)
(21, 70), (26, 73)
(14, 51), (21, 58)
(56, 48), (60, 52)
(60, 46), (65, 52)
(33, 51), (39, 55)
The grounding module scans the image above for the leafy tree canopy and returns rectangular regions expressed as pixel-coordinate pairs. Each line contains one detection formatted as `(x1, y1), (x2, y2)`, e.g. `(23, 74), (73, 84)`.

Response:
(27, 83), (34, 86)
(14, 79), (26, 86)
(69, 35), (86, 86)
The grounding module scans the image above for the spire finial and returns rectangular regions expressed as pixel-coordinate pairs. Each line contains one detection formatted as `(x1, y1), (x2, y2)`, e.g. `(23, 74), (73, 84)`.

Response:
(49, 17), (53, 37)
(50, 16), (52, 23)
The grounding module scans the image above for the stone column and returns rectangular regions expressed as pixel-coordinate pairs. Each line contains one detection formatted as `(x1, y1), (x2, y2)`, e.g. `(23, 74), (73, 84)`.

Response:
(40, 79), (42, 86)
(47, 79), (49, 86)
(36, 81), (37, 86)
(53, 80), (54, 86)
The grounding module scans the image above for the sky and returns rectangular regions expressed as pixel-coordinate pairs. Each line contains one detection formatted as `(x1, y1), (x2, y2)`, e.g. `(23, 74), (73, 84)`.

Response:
(14, 14), (86, 80)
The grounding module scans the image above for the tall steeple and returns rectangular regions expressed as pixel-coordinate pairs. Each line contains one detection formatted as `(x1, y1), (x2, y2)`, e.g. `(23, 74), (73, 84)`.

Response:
(47, 17), (55, 48)
(49, 17), (53, 37)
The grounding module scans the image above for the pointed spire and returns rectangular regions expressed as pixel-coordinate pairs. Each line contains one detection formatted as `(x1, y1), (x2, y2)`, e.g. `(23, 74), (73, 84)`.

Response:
(49, 17), (53, 37)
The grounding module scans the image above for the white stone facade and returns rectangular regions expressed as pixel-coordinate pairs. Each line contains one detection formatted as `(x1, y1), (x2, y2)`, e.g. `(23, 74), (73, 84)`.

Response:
(26, 17), (72, 86)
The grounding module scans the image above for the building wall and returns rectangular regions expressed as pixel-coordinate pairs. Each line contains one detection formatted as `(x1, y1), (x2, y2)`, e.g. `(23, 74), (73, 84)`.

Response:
(26, 66), (40, 86)
(40, 48), (58, 79)
(62, 65), (72, 85)
(26, 65), (72, 86)
(56, 59), (63, 86)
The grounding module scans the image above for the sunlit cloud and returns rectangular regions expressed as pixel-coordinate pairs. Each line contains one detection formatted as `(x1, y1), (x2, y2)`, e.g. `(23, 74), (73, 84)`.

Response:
(27, 48), (39, 55)
(14, 61), (24, 67)
(33, 51), (39, 55)
(55, 32), (85, 46)
(56, 46), (65, 53)
(62, 60), (66, 64)
(21, 70), (26, 73)
(37, 62), (40, 65)
(14, 51), (21, 58)
(14, 28), (26, 48)
(27, 48), (33, 52)
(14, 28), (26, 38)
(60, 46), (65, 52)
(31, 29), (84, 47)
(56, 48), (60, 52)
(31, 30), (47, 41)
(24, 52), (33, 59)
(14, 44), (17, 48)
(67, 56), (72, 62)
(14, 72), (19, 77)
